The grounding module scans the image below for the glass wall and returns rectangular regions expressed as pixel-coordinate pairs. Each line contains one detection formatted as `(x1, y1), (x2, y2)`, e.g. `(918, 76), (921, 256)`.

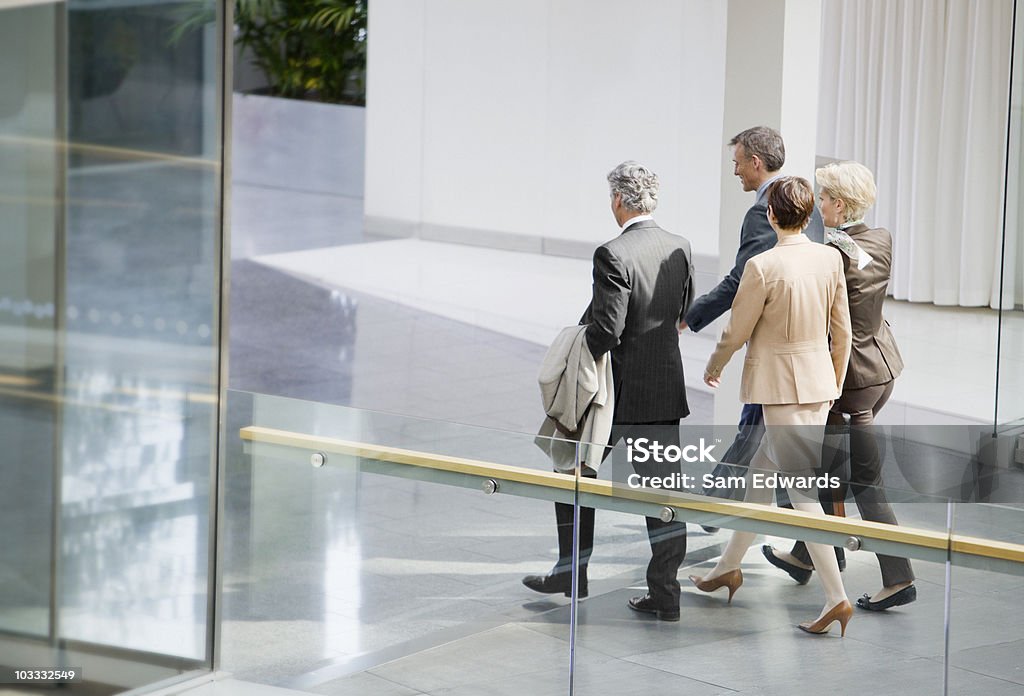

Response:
(998, 0), (1024, 429)
(0, 0), (224, 692)
(0, 1), (61, 642)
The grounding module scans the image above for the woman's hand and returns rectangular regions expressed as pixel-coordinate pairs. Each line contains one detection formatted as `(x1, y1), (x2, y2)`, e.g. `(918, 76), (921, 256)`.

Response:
(704, 372), (720, 388)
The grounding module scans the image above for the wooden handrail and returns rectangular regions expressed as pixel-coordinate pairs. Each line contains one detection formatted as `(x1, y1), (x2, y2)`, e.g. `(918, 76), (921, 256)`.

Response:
(241, 426), (577, 491)
(240, 426), (1024, 566)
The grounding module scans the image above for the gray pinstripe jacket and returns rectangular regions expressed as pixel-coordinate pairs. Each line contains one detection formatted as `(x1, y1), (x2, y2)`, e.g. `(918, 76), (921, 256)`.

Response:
(581, 219), (694, 423)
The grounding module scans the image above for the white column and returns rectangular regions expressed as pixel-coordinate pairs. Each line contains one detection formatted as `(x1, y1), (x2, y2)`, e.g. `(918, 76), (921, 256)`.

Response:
(713, 0), (821, 426)
(364, 0), (426, 230)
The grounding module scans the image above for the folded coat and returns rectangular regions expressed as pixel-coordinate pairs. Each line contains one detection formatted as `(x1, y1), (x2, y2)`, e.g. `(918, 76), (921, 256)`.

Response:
(535, 325), (614, 473)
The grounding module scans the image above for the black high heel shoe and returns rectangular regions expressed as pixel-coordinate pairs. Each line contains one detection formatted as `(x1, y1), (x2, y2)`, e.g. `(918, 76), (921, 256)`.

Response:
(761, 545), (812, 585)
(856, 585), (916, 611)
(522, 571), (588, 598)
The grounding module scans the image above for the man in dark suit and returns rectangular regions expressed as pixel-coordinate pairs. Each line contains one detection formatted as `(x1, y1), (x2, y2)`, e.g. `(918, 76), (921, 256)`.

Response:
(523, 161), (694, 621)
(682, 126), (824, 502)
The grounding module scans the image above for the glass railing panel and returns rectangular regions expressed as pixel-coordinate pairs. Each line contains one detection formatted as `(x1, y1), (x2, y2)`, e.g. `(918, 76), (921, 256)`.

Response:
(572, 422), (957, 695)
(946, 501), (1024, 694)
(222, 396), (1024, 696)
(222, 390), (576, 694)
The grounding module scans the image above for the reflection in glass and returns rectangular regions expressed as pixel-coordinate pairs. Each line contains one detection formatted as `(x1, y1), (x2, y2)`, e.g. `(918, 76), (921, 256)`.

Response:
(57, 0), (221, 661)
(0, 0), (223, 687)
(0, 1), (60, 640)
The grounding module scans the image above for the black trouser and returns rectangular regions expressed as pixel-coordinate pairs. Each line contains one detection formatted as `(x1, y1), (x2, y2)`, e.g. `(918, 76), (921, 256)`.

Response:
(551, 420), (687, 610)
(790, 382), (914, 586)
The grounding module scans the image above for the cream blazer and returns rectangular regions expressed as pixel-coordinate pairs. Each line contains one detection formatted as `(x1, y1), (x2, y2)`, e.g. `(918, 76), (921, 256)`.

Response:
(705, 234), (852, 405)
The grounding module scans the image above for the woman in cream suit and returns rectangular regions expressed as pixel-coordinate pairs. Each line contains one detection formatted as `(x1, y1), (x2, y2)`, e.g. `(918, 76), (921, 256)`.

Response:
(690, 176), (854, 636)
(763, 161), (916, 611)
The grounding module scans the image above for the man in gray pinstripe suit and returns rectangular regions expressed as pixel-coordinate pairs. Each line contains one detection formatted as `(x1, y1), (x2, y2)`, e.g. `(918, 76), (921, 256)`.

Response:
(523, 161), (694, 621)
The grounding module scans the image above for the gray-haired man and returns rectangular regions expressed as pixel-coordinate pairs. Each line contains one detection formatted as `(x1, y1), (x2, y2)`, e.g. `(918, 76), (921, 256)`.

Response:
(524, 161), (694, 621)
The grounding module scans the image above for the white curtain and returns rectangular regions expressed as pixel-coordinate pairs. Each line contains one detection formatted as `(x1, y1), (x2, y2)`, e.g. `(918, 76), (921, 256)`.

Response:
(817, 0), (1015, 308)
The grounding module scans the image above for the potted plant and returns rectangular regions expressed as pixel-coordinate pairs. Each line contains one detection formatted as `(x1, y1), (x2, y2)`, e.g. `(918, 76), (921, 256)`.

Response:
(174, 0), (367, 105)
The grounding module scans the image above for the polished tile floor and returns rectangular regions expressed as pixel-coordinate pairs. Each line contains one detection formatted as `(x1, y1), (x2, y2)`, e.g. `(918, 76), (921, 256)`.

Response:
(250, 238), (1024, 428)
(215, 107), (1024, 696)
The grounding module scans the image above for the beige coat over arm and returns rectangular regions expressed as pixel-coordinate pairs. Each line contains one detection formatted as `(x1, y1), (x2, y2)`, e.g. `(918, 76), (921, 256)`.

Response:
(705, 234), (852, 405)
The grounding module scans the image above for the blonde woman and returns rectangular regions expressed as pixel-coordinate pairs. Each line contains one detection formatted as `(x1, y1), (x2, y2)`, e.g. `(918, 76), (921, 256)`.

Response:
(762, 161), (916, 611)
(691, 176), (854, 636)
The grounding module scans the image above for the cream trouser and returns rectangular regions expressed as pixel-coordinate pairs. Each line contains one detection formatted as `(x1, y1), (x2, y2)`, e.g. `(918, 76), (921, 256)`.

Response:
(712, 401), (847, 608)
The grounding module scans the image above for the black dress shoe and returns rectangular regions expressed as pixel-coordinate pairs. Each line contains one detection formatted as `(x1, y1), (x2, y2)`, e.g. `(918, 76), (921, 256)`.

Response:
(522, 572), (588, 598)
(627, 594), (680, 622)
(761, 545), (812, 585)
(856, 585), (917, 611)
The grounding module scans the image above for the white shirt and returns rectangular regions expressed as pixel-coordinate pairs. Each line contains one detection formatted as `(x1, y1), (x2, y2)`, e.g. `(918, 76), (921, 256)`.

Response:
(620, 214), (654, 233)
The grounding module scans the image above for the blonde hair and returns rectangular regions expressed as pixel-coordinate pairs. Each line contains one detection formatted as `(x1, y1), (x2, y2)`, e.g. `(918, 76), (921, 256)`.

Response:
(815, 161), (877, 222)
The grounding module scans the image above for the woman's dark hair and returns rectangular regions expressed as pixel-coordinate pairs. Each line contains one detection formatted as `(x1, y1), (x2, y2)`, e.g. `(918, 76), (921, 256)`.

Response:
(765, 176), (815, 230)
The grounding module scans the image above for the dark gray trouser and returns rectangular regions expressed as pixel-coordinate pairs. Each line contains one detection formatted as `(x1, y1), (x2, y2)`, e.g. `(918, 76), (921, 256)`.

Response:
(608, 420), (687, 611)
(791, 381), (915, 587)
(549, 420), (687, 611)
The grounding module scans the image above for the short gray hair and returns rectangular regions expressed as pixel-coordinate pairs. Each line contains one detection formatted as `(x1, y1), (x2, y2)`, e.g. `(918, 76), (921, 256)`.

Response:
(729, 126), (785, 172)
(607, 161), (659, 214)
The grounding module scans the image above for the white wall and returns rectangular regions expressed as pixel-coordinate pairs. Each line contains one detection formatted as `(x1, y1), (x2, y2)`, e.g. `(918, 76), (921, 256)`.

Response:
(365, 0), (728, 257)
(233, 94), (365, 199)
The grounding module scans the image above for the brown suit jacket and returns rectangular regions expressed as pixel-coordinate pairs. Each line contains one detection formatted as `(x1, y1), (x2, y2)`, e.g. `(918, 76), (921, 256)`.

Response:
(834, 224), (904, 389)
(706, 234), (852, 405)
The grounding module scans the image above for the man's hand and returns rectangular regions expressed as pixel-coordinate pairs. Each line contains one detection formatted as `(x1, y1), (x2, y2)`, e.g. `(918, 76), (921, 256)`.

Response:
(678, 320), (688, 334)
(704, 372), (720, 388)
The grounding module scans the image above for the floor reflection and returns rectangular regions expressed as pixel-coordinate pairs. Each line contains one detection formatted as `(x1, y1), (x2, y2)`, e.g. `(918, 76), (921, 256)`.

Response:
(57, 339), (214, 659)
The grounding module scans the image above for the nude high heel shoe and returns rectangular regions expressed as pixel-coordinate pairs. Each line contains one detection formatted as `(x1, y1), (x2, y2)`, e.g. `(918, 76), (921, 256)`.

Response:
(688, 569), (743, 603)
(798, 600), (853, 636)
